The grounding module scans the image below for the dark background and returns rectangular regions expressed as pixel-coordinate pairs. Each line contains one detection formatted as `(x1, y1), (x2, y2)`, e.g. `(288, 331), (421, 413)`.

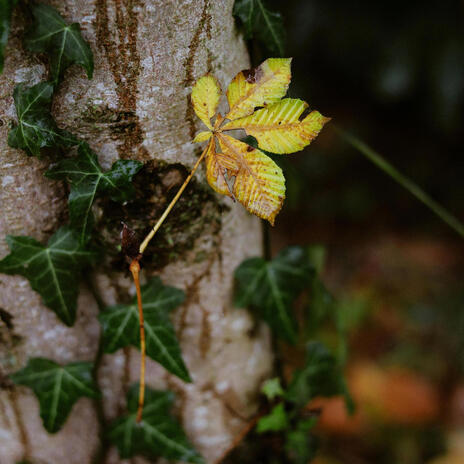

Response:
(263, 0), (464, 239)
(246, 1), (464, 463)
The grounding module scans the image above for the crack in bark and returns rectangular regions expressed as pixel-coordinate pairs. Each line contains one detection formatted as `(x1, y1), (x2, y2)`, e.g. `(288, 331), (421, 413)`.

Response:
(176, 252), (216, 344)
(199, 305), (212, 358)
(9, 389), (31, 462)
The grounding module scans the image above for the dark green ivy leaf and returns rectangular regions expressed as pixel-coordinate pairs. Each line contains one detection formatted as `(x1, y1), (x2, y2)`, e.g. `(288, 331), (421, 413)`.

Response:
(99, 277), (191, 382)
(256, 403), (288, 433)
(234, 246), (315, 343)
(285, 417), (318, 464)
(305, 278), (335, 337)
(108, 384), (204, 463)
(46, 142), (142, 244)
(233, 0), (285, 56)
(10, 358), (98, 433)
(0, 0), (17, 73)
(285, 342), (345, 407)
(25, 3), (93, 83)
(8, 82), (78, 157)
(0, 226), (96, 326)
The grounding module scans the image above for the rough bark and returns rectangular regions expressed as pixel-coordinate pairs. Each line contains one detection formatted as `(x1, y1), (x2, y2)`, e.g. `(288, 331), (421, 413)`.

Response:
(0, 1), (273, 463)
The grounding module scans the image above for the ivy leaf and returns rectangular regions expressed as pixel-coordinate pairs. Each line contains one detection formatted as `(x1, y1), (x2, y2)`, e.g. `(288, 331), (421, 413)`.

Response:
(8, 82), (78, 157)
(0, 0), (17, 73)
(305, 278), (335, 335)
(234, 246), (315, 343)
(233, 0), (285, 56)
(98, 277), (191, 382)
(285, 342), (345, 407)
(108, 384), (204, 463)
(261, 377), (285, 401)
(10, 358), (98, 433)
(0, 226), (96, 326)
(285, 417), (318, 464)
(46, 142), (142, 244)
(307, 245), (326, 276)
(25, 3), (93, 83)
(256, 403), (288, 433)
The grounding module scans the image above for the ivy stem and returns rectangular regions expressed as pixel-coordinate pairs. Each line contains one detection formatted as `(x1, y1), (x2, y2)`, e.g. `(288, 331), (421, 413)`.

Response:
(139, 143), (210, 254)
(130, 259), (146, 423)
(333, 125), (464, 238)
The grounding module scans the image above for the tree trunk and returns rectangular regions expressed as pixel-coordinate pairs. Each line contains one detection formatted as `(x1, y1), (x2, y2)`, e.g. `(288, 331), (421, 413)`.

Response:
(0, 1), (273, 463)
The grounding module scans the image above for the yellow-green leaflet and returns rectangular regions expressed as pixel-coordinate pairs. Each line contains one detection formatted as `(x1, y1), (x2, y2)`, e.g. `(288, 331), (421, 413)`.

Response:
(191, 74), (221, 130)
(223, 98), (330, 154)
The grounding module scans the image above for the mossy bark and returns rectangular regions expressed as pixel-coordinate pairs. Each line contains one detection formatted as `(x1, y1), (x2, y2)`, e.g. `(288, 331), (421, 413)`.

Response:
(0, 1), (272, 463)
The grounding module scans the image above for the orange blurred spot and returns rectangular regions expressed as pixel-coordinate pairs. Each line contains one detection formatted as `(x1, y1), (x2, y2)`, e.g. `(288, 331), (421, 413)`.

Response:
(311, 396), (364, 435)
(349, 363), (440, 426)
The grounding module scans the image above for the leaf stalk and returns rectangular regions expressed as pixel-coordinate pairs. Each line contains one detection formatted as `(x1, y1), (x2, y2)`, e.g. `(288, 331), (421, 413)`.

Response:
(139, 143), (210, 254)
(131, 143), (210, 421)
(129, 259), (146, 423)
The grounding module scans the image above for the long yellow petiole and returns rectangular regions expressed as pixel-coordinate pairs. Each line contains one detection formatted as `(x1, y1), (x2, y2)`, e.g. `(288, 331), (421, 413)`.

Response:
(139, 143), (210, 254)
(130, 259), (146, 423)
(130, 142), (210, 422)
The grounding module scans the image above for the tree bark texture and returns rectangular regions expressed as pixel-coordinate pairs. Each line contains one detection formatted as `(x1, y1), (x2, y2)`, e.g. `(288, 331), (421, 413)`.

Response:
(0, 1), (273, 463)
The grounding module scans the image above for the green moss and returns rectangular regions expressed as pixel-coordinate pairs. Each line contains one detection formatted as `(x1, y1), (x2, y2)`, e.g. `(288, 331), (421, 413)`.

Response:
(95, 160), (226, 271)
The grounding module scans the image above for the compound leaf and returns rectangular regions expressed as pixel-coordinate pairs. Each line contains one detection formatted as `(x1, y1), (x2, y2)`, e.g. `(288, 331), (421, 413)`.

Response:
(108, 384), (204, 463)
(191, 58), (328, 226)
(0, 226), (96, 326)
(0, 0), (17, 73)
(226, 57), (291, 120)
(223, 98), (330, 154)
(25, 3), (93, 83)
(46, 142), (142, 244)
(98, 277), (190, 382)
(234, 246), (315, 343)
(8, 82), (78, 157)
(10, 358), (98, 433)
(233, 0), (285, 56)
